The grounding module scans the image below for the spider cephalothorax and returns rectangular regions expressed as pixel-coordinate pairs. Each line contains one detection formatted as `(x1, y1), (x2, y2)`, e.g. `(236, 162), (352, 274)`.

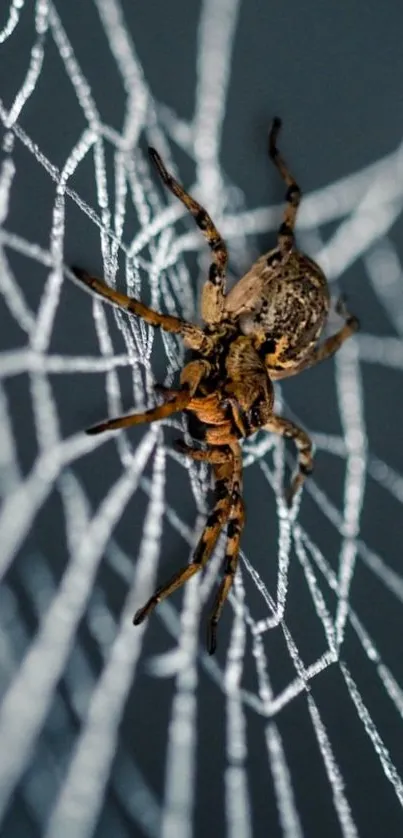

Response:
(72, 118), (358, 654)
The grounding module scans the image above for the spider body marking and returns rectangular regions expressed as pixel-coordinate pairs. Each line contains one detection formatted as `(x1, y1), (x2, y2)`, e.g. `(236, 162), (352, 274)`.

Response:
(72, 118), (359, 654)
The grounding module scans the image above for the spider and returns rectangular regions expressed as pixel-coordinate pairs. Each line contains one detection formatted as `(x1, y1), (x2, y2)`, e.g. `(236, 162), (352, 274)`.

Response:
(72, 118), (359, 654)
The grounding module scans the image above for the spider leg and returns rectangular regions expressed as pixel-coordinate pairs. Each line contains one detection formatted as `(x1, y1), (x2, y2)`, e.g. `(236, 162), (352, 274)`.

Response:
(207, 492), (245, 655)
(133, 448), (237, 630)
(86, 393), (192, 435)
(71, 267), (209, 353)
(175, 441), (232, 465)
(149, 148), (227, 324)
(268, 117), (301, 256)
(87, 359), (210, 435)
(264, 415), (313, 503)
(270, 302), (359, 381)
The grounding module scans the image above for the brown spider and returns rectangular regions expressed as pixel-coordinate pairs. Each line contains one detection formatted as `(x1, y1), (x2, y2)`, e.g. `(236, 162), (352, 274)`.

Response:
(72, 118), (359, 654)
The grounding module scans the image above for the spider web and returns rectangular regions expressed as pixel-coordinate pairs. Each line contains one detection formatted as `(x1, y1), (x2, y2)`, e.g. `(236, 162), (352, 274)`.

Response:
(1, 1), (403, 836)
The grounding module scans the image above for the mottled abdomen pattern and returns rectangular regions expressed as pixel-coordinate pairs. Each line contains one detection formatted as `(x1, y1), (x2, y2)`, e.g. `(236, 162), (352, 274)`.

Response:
(233, 250), (330, 370)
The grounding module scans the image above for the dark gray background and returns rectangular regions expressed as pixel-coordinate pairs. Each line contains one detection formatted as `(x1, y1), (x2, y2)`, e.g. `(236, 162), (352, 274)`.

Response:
(1, 1), (403, 836)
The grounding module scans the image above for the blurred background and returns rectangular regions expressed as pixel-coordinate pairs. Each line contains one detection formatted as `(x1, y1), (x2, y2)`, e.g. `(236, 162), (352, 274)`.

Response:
(1, 1), (403, 836)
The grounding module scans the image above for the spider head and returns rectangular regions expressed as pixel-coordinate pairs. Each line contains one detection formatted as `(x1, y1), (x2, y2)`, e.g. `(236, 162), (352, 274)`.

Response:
(222, 377), (274, 438)
(244, 390), (274, 435)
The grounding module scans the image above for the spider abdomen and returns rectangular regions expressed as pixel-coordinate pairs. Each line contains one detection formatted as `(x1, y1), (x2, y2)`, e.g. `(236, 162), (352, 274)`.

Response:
(237, 251), (330, 370)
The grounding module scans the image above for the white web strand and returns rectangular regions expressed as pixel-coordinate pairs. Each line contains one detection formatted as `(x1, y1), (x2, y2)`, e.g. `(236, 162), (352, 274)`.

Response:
(340, 664), (403, 807)
(307, 696), (358, 838)
(0, 0), (26, 45)
(224, 573), (251, 838)
(45, 442), (166, 838)
(0, 431), (157, 818)
(266, 725), (303, 838)
(0, 0), (403, 836)
(2, 0), (49, 130)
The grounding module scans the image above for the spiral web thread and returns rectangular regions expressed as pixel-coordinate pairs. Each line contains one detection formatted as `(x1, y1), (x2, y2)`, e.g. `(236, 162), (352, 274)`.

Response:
(1, 1), (403, 836)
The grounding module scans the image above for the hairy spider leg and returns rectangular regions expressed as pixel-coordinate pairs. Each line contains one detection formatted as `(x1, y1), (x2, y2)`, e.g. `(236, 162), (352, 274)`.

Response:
(175, 440), (232, 464)
(149, 148), (228, 324)
(71, 267), (210, 354)
(86, 394), (191, 435)
(208, 484), (245, 655)
(268, 117), (302, 255)
(270, 297), (360, 381)
(176, 440), (244, 653)
(264, 415), (313, 503)
(133, 446), (239, 635)
(86, 359), (210, 435)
